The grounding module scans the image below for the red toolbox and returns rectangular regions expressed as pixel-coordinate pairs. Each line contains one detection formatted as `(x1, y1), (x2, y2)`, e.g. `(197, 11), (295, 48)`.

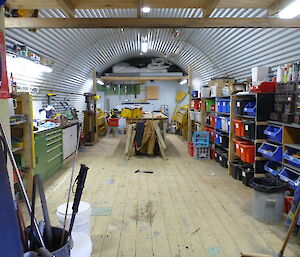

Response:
(251, 82), (276, 93)
(233, 119), (245, 137)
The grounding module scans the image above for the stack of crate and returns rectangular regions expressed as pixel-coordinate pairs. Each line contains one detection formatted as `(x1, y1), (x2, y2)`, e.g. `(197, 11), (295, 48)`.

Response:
(193, 132), (210, 160)
(271, 81), (300, 124)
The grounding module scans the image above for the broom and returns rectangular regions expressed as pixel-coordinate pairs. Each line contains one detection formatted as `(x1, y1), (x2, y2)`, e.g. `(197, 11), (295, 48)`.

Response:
(241, 202), (300, 257)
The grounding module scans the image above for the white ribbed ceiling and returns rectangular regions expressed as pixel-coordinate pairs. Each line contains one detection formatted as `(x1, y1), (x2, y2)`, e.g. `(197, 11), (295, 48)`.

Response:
(5, 7), (300, 92)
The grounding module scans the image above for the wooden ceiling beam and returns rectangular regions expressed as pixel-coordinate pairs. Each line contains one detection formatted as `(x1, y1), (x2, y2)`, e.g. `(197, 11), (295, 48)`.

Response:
(4, 17), (300, 29)
(100, 76), (188, 82)
(202, 0), (220, 18)
(56, 0), (75, 18)
(267, 0), (295, 16)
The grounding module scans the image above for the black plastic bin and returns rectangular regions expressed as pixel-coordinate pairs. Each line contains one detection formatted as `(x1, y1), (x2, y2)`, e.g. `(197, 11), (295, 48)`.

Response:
(236, 100), (249, 115)
(220, 153), (228, 168)
(243, 120), (255, 140)
(242, 166), (254, 187)
(220, 134), (229, 148)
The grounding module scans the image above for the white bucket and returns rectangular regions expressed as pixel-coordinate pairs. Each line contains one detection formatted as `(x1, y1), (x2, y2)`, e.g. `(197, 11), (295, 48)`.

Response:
(57, 201), (91, 236)
(71, 232), (92, 257)
(194, 111), (202, 123)
(201, 87), (211, 98)
(189, 111), (195, 121)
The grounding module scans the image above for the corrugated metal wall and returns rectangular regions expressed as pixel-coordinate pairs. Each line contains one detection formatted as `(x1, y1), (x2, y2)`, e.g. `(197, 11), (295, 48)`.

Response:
(5, 8), (300, 110)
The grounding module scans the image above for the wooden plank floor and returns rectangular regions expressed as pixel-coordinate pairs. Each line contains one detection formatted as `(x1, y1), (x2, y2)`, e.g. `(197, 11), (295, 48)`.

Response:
(39, 134), (300, 257)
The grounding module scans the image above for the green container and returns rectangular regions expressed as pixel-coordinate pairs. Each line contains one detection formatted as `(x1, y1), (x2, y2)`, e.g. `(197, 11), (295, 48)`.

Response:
(205, 99), (215, 112)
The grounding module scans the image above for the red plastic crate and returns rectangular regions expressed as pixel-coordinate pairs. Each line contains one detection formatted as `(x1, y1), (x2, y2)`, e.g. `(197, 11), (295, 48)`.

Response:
(284, 196), (293, 214)
(187, 142), (194, 157)
(108, 118), (119, 127)
(210, 147), (215, 160)
(193, 100), (201, 110)
(210, 104), (216, 112)
(233, 138), (252, 157)
(233, 119), (245, 137)
(204, 126), (215, 142)
(209, 115), (216, 128)
(240, 142), (255, 163)
(251, 82), (276, 93)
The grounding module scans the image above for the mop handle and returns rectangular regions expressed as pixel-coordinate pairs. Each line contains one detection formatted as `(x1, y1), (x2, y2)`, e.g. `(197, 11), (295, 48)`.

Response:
(279, 202), (300, 254)
(0, 121), (45, 248)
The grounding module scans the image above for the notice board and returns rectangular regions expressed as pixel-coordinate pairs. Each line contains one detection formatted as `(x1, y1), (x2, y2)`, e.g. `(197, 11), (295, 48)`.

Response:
(146, 86), (158, 100)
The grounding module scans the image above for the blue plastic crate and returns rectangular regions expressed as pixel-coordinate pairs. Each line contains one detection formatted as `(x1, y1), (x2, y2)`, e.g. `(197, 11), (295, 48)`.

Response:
(224, 99), (230, 113)
(217, 100), (223, 113)
(279, 166), (300, 190)
(227, 118), (230, 132)
(215, 132), (222, 145)
(263, 125), (282, 143)
(193, 132), (210, 147)
(283, 147), (300, 168)
(243, 102), (256, 116)
(215, 116), (222, 129)
(258, 142), (282, 162)
(264, 161), (282, 176)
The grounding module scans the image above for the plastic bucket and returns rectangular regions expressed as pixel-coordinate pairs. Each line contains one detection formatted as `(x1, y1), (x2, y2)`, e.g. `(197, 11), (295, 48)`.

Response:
(57, 202), (91, 236)
(71, 232), (92, 257)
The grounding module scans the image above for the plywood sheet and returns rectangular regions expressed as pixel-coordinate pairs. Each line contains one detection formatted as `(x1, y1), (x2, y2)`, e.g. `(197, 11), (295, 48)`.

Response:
(146, 86), (158, 100)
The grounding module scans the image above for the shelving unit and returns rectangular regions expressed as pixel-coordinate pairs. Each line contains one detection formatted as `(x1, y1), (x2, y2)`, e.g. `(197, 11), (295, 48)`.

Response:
(10, 93), (35, 197)
(201, 96), (231, 169)
(262, 120), (300, 189)
(228, 93), (275, 180)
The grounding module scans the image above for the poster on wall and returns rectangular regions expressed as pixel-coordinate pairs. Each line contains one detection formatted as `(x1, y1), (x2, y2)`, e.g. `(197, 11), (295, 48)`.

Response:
(0, 32), (9, 99)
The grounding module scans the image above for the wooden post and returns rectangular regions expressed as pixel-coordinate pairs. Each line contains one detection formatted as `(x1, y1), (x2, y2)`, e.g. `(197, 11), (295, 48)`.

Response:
(187, 66), (192, 142)
(92, 68), (99, 142)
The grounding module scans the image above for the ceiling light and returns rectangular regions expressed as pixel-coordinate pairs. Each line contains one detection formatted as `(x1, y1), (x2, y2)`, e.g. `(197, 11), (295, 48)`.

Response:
(141, 6), (151, 13)
(278, 0), (300, 19)
(180, 79), (188, 85)
(141, 42), (148, 53)
(97, 79), (104, 85)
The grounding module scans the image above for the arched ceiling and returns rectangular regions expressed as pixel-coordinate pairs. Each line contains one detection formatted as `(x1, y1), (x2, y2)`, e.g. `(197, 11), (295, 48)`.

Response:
(5, 7), (300, 92)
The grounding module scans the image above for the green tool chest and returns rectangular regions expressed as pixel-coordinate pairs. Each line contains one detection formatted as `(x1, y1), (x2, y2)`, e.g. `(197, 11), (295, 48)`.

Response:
(34, 128), (63, 181)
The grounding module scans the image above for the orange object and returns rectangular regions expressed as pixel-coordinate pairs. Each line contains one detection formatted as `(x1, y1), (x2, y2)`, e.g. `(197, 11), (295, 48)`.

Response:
(233, 119), (245, 137)
(187, 142), (194, 157)
(233, 138), (252, 157)
(240, 143), (255, 163)
(210, 115), (216, 128)
(108, 118), (119, 127)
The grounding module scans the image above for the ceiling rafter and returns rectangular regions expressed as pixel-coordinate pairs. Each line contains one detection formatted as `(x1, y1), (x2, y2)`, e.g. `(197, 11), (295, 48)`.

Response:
(5, 17), (300, 29)
(202, 0), (221, 18)
(56, 0), (75, 17)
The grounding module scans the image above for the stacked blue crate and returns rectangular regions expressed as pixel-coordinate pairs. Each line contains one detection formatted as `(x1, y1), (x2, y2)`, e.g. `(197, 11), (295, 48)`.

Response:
(193, 132), (210, 160)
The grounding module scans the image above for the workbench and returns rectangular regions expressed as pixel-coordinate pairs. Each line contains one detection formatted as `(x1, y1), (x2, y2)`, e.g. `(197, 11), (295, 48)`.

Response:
(126, 113), (168, 139)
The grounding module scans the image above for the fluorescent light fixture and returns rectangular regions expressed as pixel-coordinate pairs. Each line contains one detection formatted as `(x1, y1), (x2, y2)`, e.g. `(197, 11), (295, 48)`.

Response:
(6, 55), (53, 75)
(278, 0), (300, 19)
(180, 79), (188, 85)
(141, 6), (151, 13)
(97, 79), (104, 85)
(141, 41), (148, 53)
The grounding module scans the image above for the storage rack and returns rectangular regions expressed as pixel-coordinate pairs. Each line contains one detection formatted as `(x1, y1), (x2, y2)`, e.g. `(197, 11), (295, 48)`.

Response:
(263, 120), (300, 190)
(202, 96), (231, 168)
(228, 93), (275, 183)
(10, 93), (35, 197)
